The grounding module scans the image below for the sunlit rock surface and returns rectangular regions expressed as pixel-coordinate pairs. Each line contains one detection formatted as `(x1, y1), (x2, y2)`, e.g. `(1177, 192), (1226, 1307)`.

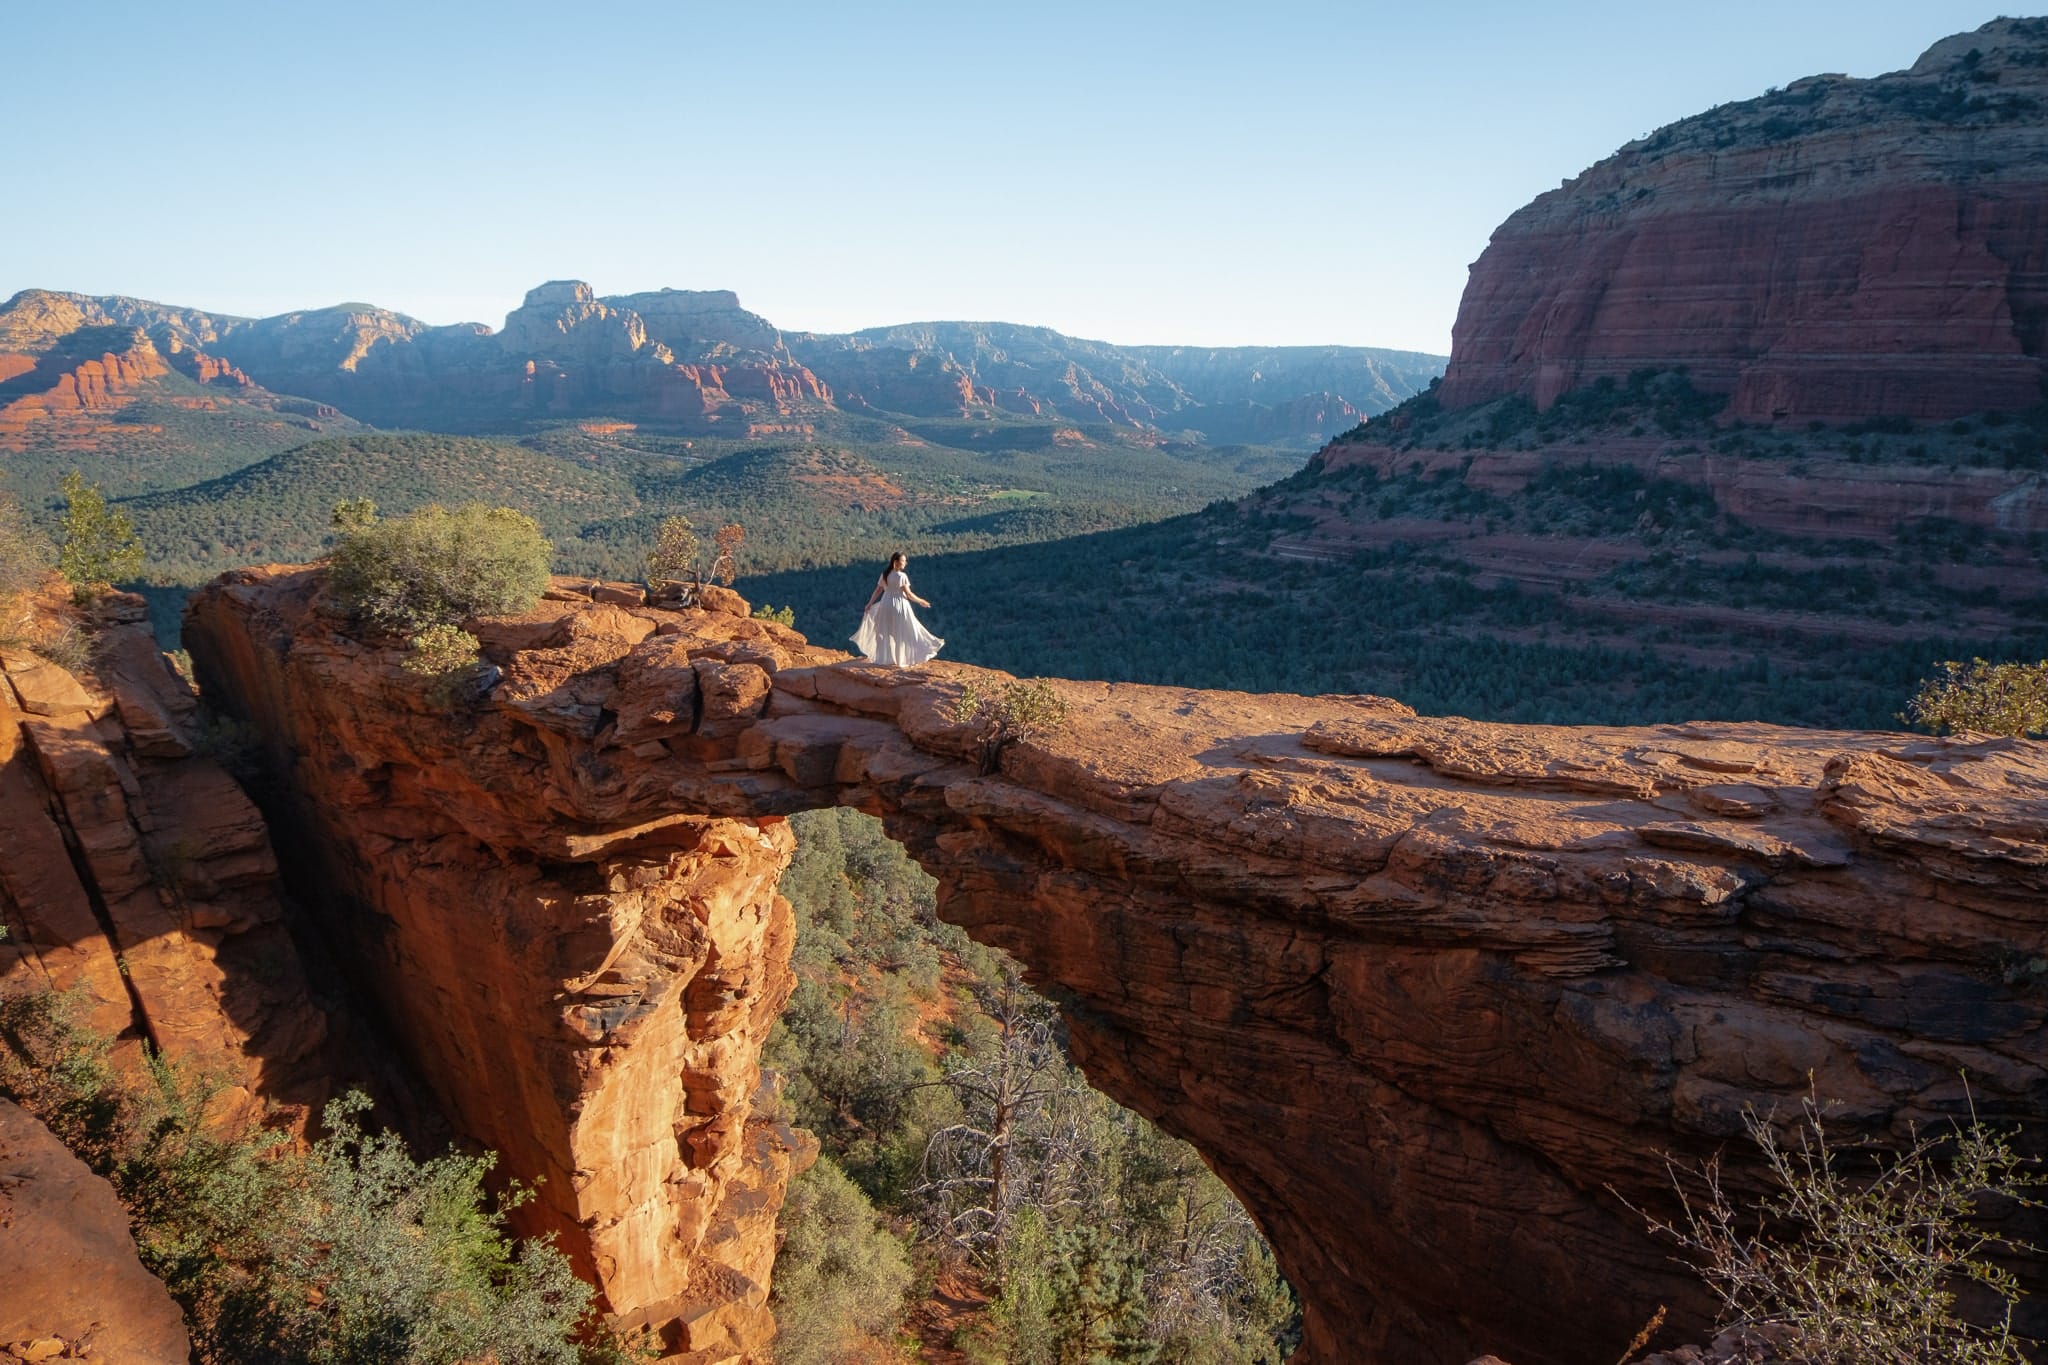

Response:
(189, 566), (2048, 1363)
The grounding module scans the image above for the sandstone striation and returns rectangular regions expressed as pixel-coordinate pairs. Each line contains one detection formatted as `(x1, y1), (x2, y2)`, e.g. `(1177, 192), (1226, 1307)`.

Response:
(0, 304), (355, 457)
(1438, 18), (2048, 421)
(0, 327), (172, 440)
(189, 566), (2048, 1365)
(0, 590), (329, 1124)
(184, 573), (837, 1362)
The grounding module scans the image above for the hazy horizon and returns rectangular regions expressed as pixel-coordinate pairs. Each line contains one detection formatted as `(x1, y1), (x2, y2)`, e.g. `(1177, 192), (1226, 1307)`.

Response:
(0, 0), (2016, 354)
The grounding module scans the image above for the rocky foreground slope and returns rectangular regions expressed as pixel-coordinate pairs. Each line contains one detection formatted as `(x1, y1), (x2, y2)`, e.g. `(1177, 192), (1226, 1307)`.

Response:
(0, 1098), (192, 1363)
(185, 567), (2048, 1365)
(1438, 18), (2048, 421)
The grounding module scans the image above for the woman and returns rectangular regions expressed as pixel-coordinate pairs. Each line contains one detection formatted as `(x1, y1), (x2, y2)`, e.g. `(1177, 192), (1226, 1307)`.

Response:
(852, 551), (944, 666)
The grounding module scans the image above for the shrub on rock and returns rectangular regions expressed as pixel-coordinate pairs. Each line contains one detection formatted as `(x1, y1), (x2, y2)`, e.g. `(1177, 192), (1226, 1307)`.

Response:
(1904, 658), (2048, 737)
(328, 501), (551, 634)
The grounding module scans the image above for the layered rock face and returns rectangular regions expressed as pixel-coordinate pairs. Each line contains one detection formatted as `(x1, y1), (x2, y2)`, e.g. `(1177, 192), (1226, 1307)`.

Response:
(1438, 18), (2048, 421)
(607, 287), (789, 357)
(0, 327), (172, 440)
(184, 574), (837, 1362)
(0, 306), (348, 457)
(0, 284), (835, 439)
(217, 282), (835, 430)
(0, 590), (329, 1126)
(189, 567), (2048, 1365)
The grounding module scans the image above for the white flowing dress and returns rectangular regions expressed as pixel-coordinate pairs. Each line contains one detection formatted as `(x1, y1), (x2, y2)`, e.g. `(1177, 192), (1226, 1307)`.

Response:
(852, 570), (944, 665)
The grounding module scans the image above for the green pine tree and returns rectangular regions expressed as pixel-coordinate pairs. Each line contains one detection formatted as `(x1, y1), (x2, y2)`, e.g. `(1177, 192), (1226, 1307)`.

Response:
(56, 470), (144, 601)
(1052, 1225), (1160, 1365)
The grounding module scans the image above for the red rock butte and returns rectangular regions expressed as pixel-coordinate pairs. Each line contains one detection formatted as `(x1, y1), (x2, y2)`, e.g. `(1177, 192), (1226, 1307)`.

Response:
(175, 567), (2048, 1365)
(1437, 18), (2048, 422)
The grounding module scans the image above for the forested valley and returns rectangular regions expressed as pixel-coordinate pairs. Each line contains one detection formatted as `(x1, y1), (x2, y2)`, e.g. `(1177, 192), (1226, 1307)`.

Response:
(744, 505), (2048, 733)
(763, 809), (1298, 1364)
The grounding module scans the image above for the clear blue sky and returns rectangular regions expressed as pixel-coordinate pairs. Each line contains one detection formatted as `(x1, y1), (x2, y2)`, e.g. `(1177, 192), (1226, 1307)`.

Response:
(0, 0), (2015, 354)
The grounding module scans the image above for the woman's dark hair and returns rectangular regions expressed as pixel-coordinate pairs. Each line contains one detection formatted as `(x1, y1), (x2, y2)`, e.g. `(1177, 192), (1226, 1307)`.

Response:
(887, 551), (906, 572)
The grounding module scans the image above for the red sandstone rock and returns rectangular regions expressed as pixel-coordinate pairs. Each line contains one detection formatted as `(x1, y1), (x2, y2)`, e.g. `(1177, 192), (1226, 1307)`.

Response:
(0, 1100), (191, 1363)
(0, 329), (171, 439)
(163, 337), (253, 388)
(188, 565), (2048, 1365)
(0, 594), (329, 1126)
(1438, 19), (2048, 422)
(185, 570), (839, 1360)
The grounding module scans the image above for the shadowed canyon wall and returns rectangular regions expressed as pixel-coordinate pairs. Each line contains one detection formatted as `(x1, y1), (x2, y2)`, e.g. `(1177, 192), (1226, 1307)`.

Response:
(0, 590), (330, 1127)
(186, 567), (2048, 1365)
(1437, 19), (2048, 421)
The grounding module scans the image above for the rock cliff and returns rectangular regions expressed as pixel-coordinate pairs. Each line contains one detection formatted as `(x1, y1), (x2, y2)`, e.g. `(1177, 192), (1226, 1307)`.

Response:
(0, 327), (173, 441)
(0, 589), (330, 1127)
(605, 288), (790, 358)
(203, 282), (835, 430)
(1438, 17), (2048, 421)
(0, 305), (354, 463)
(183, 574), (836, 1362)
(0, 1099), (192, 1363)
(187, 566), (2048, 1365)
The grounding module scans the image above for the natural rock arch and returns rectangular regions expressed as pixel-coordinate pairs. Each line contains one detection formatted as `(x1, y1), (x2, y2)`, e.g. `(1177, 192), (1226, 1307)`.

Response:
(185, 568), (2048, 1364)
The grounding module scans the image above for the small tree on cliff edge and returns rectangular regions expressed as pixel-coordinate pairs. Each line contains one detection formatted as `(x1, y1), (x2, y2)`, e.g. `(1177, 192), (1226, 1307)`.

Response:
(1904, 658), (2048, 738)
(644, 515), (745, 592)
(951, 679), (1071, 775)
(56, 471), (144, 602)
(644, 514), (700, 588)
(326, 500), (547, 707)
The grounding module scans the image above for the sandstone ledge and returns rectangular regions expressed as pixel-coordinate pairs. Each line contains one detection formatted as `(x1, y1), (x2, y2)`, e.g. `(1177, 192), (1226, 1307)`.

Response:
(186, 566), (2048, 1364)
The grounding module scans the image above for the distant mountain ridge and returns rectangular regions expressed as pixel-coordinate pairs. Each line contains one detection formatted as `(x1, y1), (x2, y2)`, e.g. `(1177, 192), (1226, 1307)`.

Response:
(0, 291), (361, 486)
(789, 320), (1441, 442)
(0, 281), (1443, 451)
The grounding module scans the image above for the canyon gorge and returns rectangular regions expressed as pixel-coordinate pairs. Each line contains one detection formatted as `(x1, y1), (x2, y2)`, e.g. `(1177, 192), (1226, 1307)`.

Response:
(4, 15), (2048, 1365)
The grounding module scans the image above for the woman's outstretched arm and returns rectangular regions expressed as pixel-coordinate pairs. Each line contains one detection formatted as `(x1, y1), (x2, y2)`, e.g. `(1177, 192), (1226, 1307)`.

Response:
(864, 576), (885, 608)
